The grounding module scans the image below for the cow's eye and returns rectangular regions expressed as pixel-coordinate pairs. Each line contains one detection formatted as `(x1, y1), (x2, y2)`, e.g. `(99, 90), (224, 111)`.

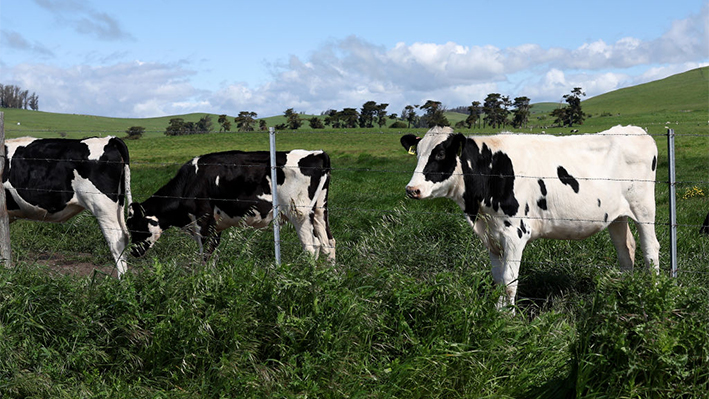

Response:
(435, 150), (445, 161)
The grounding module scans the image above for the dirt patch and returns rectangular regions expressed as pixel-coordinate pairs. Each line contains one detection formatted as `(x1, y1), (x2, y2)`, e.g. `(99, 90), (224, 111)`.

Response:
(25, 252), (119, 278)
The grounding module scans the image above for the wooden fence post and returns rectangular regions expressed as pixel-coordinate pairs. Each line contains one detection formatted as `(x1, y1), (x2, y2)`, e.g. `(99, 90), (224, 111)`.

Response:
(0, 112), (11, 267)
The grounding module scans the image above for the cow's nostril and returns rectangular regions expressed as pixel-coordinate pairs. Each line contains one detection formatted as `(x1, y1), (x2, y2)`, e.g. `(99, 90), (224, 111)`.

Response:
(406, 186), (421, 199)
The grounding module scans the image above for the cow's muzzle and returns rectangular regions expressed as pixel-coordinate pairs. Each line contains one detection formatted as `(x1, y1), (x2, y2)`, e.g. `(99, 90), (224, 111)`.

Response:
(406, 186), (422, 199)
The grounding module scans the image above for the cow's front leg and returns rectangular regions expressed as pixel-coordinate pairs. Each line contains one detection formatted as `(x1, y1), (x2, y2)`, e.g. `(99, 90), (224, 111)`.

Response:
(490, 234), (528, 311)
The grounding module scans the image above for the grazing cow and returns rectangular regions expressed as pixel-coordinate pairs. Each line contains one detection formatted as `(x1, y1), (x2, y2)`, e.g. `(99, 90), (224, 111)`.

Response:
(700, 212), (709, 234)
(127, 149), (335, 262)
(401, 125), (660, 309)
(3, 136), (131, 276)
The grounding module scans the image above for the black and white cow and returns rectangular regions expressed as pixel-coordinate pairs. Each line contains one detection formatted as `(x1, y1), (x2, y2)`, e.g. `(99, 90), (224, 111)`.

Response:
(127, 149), (335, 262)
(3, 136), (132, 276)
(401, 125), (660, 309)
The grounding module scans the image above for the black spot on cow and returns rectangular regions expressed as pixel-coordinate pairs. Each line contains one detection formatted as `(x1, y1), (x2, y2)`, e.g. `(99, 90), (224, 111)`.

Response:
(517, 220), (528, 238)
(597, 199), (601, 207)
(604, 213), (609, 222)
(525, 203), (529, 215)
(504, 220), (512, 227)
(538, 179), (547, 196)
(651, 156), (657, 172)
(537, 198), (547, 210)
(557, 166), (580, 193)
(459, 136), (519, 218)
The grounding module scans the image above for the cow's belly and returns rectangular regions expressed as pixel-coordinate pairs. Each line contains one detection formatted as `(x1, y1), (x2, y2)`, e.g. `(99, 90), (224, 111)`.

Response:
(536, 220), (607, 240)
(8, 202), (85, 223)
(213, 206), (274, 231)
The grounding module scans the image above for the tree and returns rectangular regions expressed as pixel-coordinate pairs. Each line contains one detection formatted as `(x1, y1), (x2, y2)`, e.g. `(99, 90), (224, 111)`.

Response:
(340, 108), (359, 128)
(465, 101), (482, 129)
(259, 120), (268, 131)
(483, 93), (509, 128)
(563, 87), (586, 127)
(420, 100), (449, 128)
(359, 101), (378, 128)
(401, 105), (419, 128)
(125, 126), (145, 140)
(375, 103), (389, 128)
(234, 111), (257, 132)
(511, 97), (531, 128)
(218, 114), (231, 132)
(195, 114), (213, 133)
(165, 118), (186, 136)
(323, 109), (341, 128)
(284, 108), (303, 130)
(309, 117), (325, 129)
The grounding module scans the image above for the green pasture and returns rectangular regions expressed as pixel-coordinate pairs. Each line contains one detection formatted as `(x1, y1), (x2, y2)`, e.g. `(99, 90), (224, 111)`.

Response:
(0, 68), (708, 397)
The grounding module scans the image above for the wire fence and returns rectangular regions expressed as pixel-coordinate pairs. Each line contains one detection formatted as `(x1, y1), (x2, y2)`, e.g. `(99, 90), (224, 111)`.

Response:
(1, 115), (708, 280)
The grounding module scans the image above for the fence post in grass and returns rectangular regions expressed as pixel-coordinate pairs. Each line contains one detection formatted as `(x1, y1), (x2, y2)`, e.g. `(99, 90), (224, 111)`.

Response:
(269, 127), (282, 266)
(0, 112), (11, 267)
(667, 128), (677, 277)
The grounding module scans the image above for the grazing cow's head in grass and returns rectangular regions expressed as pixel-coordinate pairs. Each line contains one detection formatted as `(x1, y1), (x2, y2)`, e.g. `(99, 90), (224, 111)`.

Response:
(127, 202), (163, 257)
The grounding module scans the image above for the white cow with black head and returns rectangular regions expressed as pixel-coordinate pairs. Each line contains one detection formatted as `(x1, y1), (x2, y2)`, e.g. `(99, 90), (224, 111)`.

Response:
(3, 136), (132, 276)
(401, 125), (660, 309)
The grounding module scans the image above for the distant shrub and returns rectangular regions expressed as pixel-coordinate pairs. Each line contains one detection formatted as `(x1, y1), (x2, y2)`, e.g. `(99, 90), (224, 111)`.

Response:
(125, 126), (145, 140)
(390, 121), (407, 129)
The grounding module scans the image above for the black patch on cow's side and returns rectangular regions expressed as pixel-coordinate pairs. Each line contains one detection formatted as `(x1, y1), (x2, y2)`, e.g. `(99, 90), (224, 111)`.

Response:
(597, 199), (601, 207)
(538, 179), (547, 196)
(298, 152), (330, 201)
(504, 220), (512, 227)
(517, 228), (523, 238)
(525, 203), (529, 215)
(604, 213), (609, 222)
(557, 166), (580, 193)
(460, 136), (519, 218)
(537, 198), (547, 210)
(651, 156), (657, 172)
(519, 220), (527, 234)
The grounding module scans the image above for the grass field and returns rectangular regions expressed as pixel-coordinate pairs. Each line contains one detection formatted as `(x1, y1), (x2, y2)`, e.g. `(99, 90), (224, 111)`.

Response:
(0, 68), (708, 397)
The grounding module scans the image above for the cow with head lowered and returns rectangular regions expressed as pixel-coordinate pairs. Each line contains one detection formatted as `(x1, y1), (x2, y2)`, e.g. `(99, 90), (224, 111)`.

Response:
(401, 125), (660, 309)
(127, 149), (335, 262)
(3, 136), (132, 276)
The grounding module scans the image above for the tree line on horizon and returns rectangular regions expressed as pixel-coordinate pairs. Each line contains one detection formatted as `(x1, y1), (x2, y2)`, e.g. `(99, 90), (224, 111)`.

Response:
(122, 88), (587, 139)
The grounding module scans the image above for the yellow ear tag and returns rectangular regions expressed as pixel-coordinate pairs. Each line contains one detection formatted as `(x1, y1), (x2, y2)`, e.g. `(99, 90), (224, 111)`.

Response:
(408, 145), (417, 155)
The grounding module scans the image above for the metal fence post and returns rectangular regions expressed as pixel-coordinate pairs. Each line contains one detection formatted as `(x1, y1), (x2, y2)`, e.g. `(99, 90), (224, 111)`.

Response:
(269, 127), (282, 266)
(667, 128), (677, 277)
(0, 112), (11, 267)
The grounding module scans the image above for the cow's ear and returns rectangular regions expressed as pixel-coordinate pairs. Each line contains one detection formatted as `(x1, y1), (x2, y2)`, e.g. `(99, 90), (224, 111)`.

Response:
(400, 134), (421, 155)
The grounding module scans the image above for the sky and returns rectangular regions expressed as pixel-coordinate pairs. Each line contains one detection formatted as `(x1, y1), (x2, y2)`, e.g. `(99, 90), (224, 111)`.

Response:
(1, 0), (708, 119)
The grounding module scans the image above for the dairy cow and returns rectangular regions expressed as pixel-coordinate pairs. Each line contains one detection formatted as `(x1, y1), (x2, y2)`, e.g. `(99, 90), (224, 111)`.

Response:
(401, 125), (660, 309)
(127, 149), (335, 262)
(3, 136), (131, 276)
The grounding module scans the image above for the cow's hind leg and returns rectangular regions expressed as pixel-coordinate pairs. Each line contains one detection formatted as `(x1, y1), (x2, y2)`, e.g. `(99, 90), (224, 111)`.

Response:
(312, 202), (335, 262)
(608, 217), (636, 272)
(86, 201), (129, 277)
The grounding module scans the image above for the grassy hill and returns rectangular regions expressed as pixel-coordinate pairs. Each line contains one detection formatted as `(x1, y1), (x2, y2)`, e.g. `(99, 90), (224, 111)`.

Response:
(582, 66), (708, 116)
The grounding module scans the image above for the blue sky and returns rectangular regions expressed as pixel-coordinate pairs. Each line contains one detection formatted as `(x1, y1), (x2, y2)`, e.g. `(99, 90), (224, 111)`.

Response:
(1, 0), (708, 118)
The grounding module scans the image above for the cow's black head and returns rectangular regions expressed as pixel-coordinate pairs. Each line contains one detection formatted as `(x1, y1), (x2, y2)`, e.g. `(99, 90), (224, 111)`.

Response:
(127, 202), (163, 257)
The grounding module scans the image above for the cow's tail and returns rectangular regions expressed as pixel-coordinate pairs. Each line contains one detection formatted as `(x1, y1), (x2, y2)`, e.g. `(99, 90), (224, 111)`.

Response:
(124, 164), (133, 207)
